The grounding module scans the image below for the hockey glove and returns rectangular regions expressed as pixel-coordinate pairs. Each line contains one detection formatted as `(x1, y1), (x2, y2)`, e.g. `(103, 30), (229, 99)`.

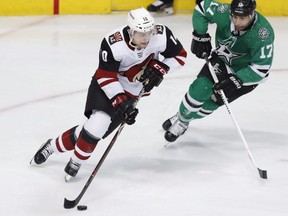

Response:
(112, 94), (138, 125)
(213, 74), (243, 98)
(191, 31), (212, 59)
(139, 59), (169, 92)
(209, 52), (229, 79)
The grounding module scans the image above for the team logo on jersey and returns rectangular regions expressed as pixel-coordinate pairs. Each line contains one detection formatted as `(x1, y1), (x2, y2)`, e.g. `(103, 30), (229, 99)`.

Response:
(216, 38), (245, 65)
(217, 4), (228, 13)
(258, 27), (270, 40)
(155, 25), (164, 35)
(137, 51), (143, 58)
(108, 31), (123, 45)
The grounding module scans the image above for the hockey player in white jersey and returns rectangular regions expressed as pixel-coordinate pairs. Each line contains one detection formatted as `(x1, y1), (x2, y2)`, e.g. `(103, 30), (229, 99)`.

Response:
(30, 8), (187, 181)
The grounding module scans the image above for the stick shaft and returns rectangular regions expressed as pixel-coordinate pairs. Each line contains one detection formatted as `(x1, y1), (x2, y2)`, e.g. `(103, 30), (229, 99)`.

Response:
(203, 54), (267, 178)
(64, 89), (145, 209)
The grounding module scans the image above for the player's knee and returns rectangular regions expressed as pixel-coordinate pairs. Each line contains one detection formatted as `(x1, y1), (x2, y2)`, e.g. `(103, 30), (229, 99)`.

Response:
(84, 110), (111, 139)
(188, 77), (213, 101)
(202, 99), (220, 112)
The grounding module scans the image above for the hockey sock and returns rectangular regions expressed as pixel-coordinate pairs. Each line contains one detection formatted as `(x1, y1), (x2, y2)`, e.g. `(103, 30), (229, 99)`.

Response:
(178, 77), (216, 121)
(53, 126), (78, 153)
(72, 128), (100, 163)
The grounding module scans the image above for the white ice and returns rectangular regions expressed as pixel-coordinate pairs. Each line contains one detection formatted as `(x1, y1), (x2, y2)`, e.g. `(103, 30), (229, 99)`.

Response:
(0, 13), (288, 216)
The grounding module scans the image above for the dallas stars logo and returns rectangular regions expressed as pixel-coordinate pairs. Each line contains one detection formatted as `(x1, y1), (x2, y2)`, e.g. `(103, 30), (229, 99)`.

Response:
(216, 39), (245, 64)
(238, 2), (244, 7)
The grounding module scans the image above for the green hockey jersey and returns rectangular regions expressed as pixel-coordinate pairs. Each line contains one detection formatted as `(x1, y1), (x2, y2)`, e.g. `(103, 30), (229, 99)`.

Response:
(193, 0), (274, 86)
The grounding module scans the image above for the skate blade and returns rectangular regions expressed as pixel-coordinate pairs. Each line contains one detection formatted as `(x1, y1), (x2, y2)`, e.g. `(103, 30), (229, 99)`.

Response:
(164, 141), (172, 148)
(29, 157), (35, 165)
(65, 174), (73, 182)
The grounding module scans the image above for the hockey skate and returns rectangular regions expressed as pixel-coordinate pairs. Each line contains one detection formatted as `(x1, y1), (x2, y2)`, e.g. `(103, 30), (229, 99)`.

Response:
(164, 117), (188, 142)
(162, 113), (178, 131)
(30, 139), (54, 165)
(147, 0), (174, 16)
(64, 158), (81, 182)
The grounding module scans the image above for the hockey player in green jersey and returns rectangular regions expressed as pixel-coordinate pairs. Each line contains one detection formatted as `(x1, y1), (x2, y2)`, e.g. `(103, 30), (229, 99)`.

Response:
(163, 0), (274, 142)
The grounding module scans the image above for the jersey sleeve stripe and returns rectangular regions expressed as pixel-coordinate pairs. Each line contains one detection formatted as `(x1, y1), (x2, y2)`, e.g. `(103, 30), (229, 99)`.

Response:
(250, 63), (271, 78)
(98, 77), (118, 88)
(195, 1), (205, 16)
(100, 81), (124, 99)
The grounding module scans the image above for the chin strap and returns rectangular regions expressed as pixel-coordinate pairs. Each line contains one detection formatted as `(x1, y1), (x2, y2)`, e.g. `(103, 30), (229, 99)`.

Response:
(127, 28), (137, 48)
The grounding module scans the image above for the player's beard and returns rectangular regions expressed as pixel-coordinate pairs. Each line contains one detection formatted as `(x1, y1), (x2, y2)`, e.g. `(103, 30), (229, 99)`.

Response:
(234, 25), (246, 31)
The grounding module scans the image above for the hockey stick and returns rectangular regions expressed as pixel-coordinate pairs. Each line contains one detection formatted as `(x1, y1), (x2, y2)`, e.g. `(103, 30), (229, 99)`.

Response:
(203, 53), (267, 179)
(64, 89), (145, 209)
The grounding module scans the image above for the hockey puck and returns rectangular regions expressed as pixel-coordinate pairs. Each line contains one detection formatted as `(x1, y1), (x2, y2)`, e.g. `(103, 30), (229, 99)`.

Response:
(77, 205), (87, 211)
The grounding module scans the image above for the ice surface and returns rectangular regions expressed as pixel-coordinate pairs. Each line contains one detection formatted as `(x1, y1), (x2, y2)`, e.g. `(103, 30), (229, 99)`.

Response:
(0, 13), (287, 216)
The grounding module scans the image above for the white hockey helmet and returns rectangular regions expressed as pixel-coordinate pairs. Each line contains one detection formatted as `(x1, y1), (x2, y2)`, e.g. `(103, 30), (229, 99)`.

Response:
(127, 7), (155, 33)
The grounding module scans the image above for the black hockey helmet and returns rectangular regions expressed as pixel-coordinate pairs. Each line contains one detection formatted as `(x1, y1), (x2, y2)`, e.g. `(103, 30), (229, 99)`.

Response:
(231, 0), (256, 16)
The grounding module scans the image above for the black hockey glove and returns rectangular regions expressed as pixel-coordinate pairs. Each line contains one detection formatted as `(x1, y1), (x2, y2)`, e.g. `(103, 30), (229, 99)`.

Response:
(209, 52), (228, 79)
(191, 31), (212, 59)
(213, 74), (243, 98)
(139, 59), (170, 92)
(112, 94), (138, 125)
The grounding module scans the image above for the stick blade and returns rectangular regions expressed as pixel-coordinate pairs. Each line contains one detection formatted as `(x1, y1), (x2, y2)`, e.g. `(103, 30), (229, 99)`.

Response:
(64, 198), (79, 209)
(258, 168), (268, 179)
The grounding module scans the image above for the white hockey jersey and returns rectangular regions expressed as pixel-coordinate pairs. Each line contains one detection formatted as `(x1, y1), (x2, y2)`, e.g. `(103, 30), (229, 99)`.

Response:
(95, 24), (187, 100)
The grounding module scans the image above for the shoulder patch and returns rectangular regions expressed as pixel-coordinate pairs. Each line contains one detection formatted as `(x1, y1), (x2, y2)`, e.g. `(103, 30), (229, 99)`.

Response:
(217, 4), (228, 13)
(155, 25), (164, 35)
(108, 31), (123, 45)
(258, 27), (270, 40)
